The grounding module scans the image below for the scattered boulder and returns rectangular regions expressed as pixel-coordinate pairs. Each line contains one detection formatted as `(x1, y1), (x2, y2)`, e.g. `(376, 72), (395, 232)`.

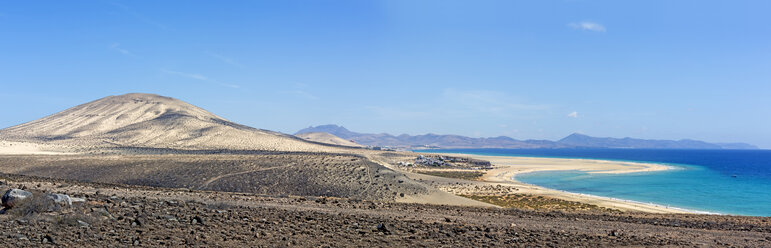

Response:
(77, 220), (90, 227)
(375, 223), (390, 234)
(47, 193), (73, 206)
(162, 215), (178, 222)
(71, 197), (86, 206)
(42, 234), (55, 244)
(91, 207), (113, 218)
(192, 216), (205, 225)
(131, 219), (142, 227)
(2, 188), (33, 208)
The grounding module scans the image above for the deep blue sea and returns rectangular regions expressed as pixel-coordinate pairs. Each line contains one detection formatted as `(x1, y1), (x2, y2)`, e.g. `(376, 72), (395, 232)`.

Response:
(416, 149), (771, 216)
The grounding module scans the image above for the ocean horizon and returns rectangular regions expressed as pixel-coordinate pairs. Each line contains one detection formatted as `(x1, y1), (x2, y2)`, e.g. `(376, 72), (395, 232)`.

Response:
(417, 148), (771, 217)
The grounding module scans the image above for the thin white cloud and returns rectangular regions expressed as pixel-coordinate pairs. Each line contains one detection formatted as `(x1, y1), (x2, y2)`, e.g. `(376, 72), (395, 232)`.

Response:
(568, 111), (579, 118)
(110, 43), (135, 57)
(161, 69), (208, 81)
(110, 2), (168, 30)
(219, 83), (240, 89)
(286, 83), (318, 100)
(291, 90), (319, 100)
(161, 69), (241, 89)
(364, 88), (549, 122)
(364, 106), (430, 119)
(205, 51), (245, 68)
(569, 21), (606, 32)
(442, 88), (550, 113)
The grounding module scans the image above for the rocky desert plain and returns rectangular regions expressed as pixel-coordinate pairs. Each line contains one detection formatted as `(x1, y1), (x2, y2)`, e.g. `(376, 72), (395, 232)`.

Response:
(0, 93), (769, 247)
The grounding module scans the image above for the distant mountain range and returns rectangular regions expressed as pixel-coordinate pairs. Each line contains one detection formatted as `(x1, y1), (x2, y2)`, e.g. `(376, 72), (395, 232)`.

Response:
(295, 125), (758, 150)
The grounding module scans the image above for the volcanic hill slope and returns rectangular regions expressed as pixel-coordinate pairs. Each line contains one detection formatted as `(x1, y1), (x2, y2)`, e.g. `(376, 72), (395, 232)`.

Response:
(0, 93), (336, 152)
(0, 93), (484, 205)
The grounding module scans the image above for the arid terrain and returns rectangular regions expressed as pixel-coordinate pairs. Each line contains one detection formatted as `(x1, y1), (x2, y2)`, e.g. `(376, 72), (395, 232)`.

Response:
(2, 173), (770, 247)
(1, 93), (770, 247)
(0, 153), (431, 202)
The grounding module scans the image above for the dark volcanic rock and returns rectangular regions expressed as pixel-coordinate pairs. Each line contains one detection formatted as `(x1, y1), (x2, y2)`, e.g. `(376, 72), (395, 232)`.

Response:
(2, 189), (32, 208)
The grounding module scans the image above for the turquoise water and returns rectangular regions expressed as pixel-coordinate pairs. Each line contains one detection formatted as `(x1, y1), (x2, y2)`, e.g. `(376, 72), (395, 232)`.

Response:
(418, 149), (771, 216)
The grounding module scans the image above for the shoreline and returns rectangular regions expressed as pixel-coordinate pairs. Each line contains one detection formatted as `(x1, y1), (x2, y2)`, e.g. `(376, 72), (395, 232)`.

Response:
(433, 153), (709, 214)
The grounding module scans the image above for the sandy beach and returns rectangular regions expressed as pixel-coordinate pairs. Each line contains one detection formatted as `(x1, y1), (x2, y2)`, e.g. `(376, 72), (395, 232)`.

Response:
(424, 153), (696, 214)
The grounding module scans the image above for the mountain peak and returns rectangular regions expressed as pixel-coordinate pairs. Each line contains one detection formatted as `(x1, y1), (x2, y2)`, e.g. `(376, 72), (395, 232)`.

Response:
(558, 133), (591, 142)
(0, 93), (225, 140)
(0, 93), (337, 152)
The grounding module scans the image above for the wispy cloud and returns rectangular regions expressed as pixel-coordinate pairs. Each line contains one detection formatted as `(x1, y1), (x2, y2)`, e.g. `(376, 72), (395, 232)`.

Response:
(291, 90), (319, 100)
(160, 69), (241, 89)
(442, 88), (550, 113)
(568, 111), (579, 118)
(364, 88), (549, 121)
(205, 51), (245, 68)
(110, 2), (168, 30)
(287, 83), (318, 100)
(220, 83), (240, 89)
(569, 21), (606, 32)
(364, 106), (430, 119)
(110, 43), (135, 57)
(161, 69), (208, 81)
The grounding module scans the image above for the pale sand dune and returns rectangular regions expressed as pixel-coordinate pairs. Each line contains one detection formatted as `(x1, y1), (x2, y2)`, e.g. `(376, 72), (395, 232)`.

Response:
(0, 93), (342, 152)
(295, 132), (364, 147)
(0, 141), (73, 155)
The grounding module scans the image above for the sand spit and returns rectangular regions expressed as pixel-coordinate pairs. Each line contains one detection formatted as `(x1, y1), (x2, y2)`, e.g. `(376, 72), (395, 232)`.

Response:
(474, 155), (673, 176)
(445, 154), (689, 214)
(373, 152), (691, 214)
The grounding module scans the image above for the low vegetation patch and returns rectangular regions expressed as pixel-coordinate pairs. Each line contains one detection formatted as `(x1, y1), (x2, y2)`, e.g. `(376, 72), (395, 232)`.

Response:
(461, 194), (620, 213)
(416, 171), (485, 181)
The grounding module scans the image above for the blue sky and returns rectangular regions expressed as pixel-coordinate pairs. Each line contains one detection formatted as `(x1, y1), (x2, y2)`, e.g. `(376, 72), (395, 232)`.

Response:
(1, 1), (770, 148)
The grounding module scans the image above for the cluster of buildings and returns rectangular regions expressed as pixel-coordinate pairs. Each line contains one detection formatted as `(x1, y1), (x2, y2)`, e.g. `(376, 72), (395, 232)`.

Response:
(396, 155), (493, 169)
(414, 155), (451, 167)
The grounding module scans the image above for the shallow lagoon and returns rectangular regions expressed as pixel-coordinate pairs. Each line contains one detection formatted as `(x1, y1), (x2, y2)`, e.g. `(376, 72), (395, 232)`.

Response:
(421, 149), (771, 216)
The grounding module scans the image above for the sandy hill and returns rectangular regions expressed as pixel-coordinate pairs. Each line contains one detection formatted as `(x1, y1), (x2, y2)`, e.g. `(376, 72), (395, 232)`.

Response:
(295, 132), (364, 147)
(0, 93), (336, 152)
(0, 93), (490, 207)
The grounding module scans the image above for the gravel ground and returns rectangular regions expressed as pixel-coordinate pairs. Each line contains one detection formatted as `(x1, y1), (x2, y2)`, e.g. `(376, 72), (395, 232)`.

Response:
(1, 174), (769, 247)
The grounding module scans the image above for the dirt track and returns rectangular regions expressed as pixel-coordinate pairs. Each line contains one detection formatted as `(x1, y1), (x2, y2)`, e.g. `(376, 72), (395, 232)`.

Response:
(0, 154), (430, 202)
